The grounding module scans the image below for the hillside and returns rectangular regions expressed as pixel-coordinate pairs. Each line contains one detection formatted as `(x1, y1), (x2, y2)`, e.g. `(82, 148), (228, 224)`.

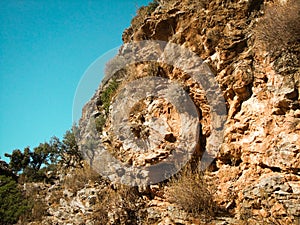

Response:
(1, 0), (299, 224)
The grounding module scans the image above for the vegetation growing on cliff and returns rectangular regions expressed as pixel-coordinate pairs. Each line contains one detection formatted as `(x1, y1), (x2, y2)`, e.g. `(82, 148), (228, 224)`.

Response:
(167, 165), (216, 218)
(130, 0), (159, 30)
(1, 0), (300, 224)
(100, 79), (119, 114)
(254, 0), (300, 56)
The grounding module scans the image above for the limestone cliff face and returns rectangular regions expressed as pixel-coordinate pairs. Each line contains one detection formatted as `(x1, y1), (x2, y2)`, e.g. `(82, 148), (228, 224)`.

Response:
(119, 0), (300, 222)
(25, 0), (299, 224)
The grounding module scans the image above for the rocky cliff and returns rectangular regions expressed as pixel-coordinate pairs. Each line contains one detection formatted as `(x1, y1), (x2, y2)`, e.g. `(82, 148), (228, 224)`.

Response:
(23, 0), (299, 224)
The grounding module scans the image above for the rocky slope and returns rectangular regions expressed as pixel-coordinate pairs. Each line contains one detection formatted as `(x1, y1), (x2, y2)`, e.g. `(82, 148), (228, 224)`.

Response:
(23, 0), (299, 224)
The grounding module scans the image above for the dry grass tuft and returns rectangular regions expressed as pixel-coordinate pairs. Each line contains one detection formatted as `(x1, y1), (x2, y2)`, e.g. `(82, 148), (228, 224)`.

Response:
(130, 1), (159, 31)
(167, 165), (216, 217)
(63, 163), (102, 193)
(18, 183), (48, 224)
(92, 185), (144, 225)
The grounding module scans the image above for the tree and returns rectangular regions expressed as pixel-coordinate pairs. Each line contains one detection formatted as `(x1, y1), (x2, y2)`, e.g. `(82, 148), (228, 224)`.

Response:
(0, 175), (30, 224)
(4, 128), (83, 182)
(5, 140), (61, 182)
(4, 148), (30, 174)
(60, 129), (83, 168)
(23, 139), (64, 182)
(30, 143), (51, 171)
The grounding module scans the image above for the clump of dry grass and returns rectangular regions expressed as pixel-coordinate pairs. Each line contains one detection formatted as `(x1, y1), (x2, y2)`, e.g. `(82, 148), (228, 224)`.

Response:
(92, 185), (144, 225)
(63, 163), (102, 193)
(253, 0), (300, 56)
(17, 183), (48, 224)
(130, 1), (159, 31)
(167, 164), (216, 217)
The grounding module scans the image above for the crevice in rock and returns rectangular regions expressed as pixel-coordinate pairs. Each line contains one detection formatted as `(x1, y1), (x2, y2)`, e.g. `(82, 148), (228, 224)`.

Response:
(259, 163), (282, 173)
(223, 158), (242, 167)
(247, 0), (264, 16)
(286, 86), (299, 101)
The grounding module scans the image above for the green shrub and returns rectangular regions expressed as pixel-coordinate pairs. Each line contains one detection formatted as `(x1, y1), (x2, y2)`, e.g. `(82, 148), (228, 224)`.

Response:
(0, 175), (31, 224)
(100, 79), (119, 114)
(5, 129), (83, 183)
(61, 129), (83, 168)
(95, 115), (107, 132)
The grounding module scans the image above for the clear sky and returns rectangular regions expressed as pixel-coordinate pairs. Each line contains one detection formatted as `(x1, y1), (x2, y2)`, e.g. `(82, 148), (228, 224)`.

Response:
(0, 0), (151, 160)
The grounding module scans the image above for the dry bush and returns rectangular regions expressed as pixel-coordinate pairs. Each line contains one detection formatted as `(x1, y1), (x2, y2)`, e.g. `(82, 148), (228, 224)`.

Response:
(167, 165), (216, 217)
(93, 186), (144, 225)
(130, 7), (148, 31)
(130, 1), (159, 31)
(63, 164), (102, 193)
(238, 188), (295, 224)
(18, 183), (48, 224)
(48, 188), (64, 206)
(28, 199), (47, 221)
(157, 0), (208, 9)
(92, 188), (114, 224)
(254, 0), (300, 56)
(18, 199), (47, 224)
(105, 56), (126, 79)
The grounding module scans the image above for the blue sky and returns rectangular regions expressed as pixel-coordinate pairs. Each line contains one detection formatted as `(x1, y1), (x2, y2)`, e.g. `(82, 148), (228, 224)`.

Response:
(0, 0), (151, 160)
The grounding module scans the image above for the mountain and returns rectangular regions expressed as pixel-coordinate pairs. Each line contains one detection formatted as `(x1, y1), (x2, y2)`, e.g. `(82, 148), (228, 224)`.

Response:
(5, 0), (299, 224)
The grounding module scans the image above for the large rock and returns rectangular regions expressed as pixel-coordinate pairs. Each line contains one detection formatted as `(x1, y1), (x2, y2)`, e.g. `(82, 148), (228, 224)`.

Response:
(27, 0), (299, 224)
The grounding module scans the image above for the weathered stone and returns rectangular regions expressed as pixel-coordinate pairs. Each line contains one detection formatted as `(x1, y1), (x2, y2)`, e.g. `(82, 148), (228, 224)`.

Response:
(22, 0), (300, 224)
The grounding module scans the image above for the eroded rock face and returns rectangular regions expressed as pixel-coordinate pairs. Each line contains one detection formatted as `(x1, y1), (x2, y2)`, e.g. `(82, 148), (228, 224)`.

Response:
(240, 173), (300, 221)
(111, 97), (182, 166)
(21, 1), (299, 224)
(76, 0), (300, 223)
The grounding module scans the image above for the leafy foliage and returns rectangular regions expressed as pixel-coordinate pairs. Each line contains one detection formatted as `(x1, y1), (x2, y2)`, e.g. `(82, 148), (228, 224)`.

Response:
(60, 129), (83, 168)
(4, 148), (30, 174)
(5, 141), (58, 182)
(95, 115), (107, 132)
(100, 79), (119, 114)
(0, 175), (31, 225)
(1, 128), (83, 222)
(5, 129), (82, 182)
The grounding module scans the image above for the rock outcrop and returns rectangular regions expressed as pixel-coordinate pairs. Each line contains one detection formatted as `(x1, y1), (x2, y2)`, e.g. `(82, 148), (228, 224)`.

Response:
(23, 0), (300, 224)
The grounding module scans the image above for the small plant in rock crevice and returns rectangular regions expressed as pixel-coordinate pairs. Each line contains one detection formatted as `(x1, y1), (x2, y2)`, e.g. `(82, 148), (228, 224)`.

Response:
(130, 0), (159, 31)
(95, 114), (107, 133)
(100, 79), (120, 114)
